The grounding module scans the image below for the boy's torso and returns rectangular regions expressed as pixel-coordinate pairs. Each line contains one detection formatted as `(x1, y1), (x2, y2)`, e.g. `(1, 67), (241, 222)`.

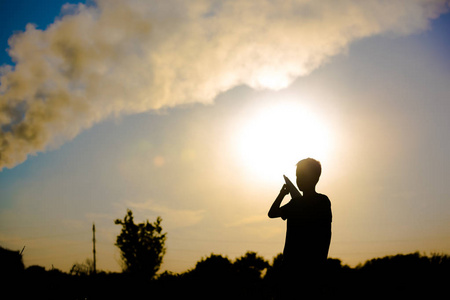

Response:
(281, 194), (332, 262)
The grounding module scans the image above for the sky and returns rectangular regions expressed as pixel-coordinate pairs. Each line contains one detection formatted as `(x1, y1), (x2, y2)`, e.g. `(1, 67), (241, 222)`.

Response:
(1, 0), (450, 274)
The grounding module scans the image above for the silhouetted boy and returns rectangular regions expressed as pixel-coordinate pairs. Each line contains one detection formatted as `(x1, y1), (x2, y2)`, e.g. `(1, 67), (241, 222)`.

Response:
(268, 158), (332, 297)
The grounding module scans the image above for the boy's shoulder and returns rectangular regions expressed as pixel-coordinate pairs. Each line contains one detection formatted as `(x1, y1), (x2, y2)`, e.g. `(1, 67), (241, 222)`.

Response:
(287, 193), (330, 206)
(316, 193), (330, 200)
(316, 193), (331, 205)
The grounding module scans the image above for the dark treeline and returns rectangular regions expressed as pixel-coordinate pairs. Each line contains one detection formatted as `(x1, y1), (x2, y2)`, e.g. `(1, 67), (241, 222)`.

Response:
(2, 246), (449, 300)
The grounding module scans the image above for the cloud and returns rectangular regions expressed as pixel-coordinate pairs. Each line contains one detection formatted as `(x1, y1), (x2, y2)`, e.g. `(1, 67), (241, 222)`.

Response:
(1, 0), (448, 170)
(126, 199), (205, 229)
(226, 215), (267, 228)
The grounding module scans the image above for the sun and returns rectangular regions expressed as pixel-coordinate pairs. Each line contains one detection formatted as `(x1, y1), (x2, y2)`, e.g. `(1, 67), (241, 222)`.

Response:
(234, 101), (332, 183)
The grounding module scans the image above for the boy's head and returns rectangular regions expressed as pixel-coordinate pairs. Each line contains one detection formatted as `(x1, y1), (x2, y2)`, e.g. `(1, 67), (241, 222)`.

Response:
(296, 158), (321, 191)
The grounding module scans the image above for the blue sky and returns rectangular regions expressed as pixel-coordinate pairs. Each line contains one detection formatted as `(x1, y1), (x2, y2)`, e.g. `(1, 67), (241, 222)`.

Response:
(1, 0), (450, 273)
(0, 0), (85, 63)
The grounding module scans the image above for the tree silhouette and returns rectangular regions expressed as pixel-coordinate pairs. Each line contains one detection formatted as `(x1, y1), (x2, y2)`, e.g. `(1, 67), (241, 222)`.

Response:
(233, 251), (270, 298)
(114, 209), (166, 279)
(234, 251), (269, 280)
(192, 253), (233, 278)
(3, 246), (449, 299)
(0, 246), (24, 275)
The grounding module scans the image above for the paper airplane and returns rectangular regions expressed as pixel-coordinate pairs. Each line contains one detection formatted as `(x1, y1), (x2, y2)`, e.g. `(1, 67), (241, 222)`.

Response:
(283, 175), (302, 198)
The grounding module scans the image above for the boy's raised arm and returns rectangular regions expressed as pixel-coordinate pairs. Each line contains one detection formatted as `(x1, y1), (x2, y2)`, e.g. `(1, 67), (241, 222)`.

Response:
(268, 184), (289, 218)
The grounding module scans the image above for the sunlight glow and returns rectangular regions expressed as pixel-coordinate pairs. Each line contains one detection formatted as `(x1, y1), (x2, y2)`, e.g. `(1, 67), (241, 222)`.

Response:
(254, 68), (293, 90)
(235, 101), (332, 183)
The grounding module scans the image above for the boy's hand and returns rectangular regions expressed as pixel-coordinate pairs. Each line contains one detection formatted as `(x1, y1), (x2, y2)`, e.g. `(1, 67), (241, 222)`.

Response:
(280, 184), (289, 196)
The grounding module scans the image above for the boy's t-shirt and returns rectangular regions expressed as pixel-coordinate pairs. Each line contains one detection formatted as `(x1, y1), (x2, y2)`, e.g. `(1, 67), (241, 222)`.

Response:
(280, 193), (332, 267)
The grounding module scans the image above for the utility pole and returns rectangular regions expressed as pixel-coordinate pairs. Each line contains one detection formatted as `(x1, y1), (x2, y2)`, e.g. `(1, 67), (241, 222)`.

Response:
(92, 223), (97, 275)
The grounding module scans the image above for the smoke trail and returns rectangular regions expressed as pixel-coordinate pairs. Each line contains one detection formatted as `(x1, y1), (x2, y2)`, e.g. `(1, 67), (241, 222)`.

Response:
(0, 0), (448, 170)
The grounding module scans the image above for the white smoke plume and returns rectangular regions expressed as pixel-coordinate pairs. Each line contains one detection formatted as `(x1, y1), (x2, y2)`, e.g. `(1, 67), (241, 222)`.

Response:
(0, 0), (448, 170)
